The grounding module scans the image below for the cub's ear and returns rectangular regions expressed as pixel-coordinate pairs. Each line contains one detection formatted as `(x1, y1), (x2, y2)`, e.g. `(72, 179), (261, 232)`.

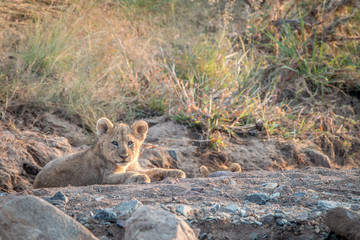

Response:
(96, 117), (114, 137)
(131, 120), (148, 141)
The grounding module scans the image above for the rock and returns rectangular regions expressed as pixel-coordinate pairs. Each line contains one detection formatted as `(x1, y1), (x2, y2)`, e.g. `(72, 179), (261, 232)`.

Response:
(107, 200), (143, 219)
(93, 209), (117, 223)
(176, 205), (194, 218)
(304, 149), (331, 168)
(293, 192), (307, 198)
(221, 203), (239, 213)
(0, 191), (8, 196)
(249, 232), (258, 240)
(245, 192), (270, 205)
(207, 171), (235, 178)
(199, 233), (208, 240)
(210, 203), (220, 212)
(274, 185), (294, 195)
(326, 207), (360, 240)
(295, 212), (309, 222)
(0, 195), (97, 240)
(263, 183), (278, 190)
(44, 191), (69, 205)
(116, 219), (126, 228)
(124, 206), (197, 240)
(317, 200), (349, 209)
(270, 192), (280, 199)
(261, 214), (276, 225)
(276, 218), (287, 226)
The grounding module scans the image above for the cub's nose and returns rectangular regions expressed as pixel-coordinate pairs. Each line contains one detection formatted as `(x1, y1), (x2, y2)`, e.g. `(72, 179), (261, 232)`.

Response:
(119, 155), (128, 160)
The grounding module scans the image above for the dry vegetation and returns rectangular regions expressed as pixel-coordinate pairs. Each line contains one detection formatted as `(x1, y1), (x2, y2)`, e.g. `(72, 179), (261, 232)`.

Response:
(0, 0), (359, 167)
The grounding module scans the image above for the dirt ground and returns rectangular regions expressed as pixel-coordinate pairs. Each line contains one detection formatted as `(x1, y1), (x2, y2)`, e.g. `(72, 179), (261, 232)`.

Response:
(0, 108), (359, 239)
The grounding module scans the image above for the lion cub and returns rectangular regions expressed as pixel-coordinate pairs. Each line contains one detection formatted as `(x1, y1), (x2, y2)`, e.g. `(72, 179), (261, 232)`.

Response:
(34, 118), (186, 188)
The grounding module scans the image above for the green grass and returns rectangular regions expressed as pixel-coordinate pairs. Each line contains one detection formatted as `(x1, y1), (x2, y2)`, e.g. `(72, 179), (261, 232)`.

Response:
(0, 0), (359, 164)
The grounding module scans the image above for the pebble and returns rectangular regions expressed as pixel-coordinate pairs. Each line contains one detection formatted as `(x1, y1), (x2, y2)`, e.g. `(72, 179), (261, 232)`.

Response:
(210, 203), (220, 212)
(116, 219), (126, 228)
(106, 200), (143, 219)
(93, 209), (117, 223)
(0, 191), (8, 197)
(274, 185), (294, 195)
(249, 232), (258, 240)
(245, 192), (270, 205)
(199, 233), (208, 240)
(293, 192), (307, 198)
(44, 191), (69, 205)
(270, 192), (280, 199)
(263, 183), (278, 190)
(219, 203), (238, 214)
(176, 205), (194, 218)
(317, 200), (344, 209)
(261, 214), (275, 225)
(276, 218), (287, 226)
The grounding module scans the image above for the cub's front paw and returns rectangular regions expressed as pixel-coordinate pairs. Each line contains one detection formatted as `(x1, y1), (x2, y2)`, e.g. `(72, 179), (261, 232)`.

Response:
(166, 169), (186, 179)
(127, 173), (150, 184)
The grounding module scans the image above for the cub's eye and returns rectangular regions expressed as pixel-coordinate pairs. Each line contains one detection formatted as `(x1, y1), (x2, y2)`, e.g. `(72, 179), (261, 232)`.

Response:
(128, 141), (134, 147)
(111, 141), (118, 147)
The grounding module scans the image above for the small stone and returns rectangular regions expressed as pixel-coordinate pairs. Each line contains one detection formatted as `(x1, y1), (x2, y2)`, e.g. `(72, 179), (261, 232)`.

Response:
(167, 150), (178, 161)
(99, 236), (109, 240)
(270, 192), (280, 199)
(249, 232), (258, 240)
(246, 192), (270, 205)
(274, 185), (294, 195)
(254, 220), (263, 226)
(350, 204), (360, 211)
(298, 236), (313, 240)
(0, 191), (8, 197)
(293, 192), (307, 198)
(239, 208), (252, 218)
(295, 212), (309, 222)
(116, 219), (126, 228)
(317, 200), (343, 209)
(326, 207), (360, 240)
(176, 205), (194, 218)
(263, 183), (278, 190)
(210, 204), (220, 213)
(44, 191), (69, 205)
(276, 218), (287, 226)
(199, 232), (208, 240)
(304, 149), (331, 168)
(219, 203), (238, 214)
(107, 200), (143, 219)
(208, 171), (235, 178)
(261, 214), (275, 225)
(93, 209), (117, 223)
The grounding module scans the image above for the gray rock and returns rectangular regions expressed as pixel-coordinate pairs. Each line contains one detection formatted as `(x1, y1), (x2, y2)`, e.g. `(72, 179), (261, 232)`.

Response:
(210, 203), (220, 212)
(326, 207), (360, 240)
(44, 191), (69, 205)
(245, 192), (270, 205)
(270, 192), (280, 199)
(107, 200), (143, 219)
(350, 204), (360, 211)
(249, 232), (258, 240)
(304, 149), (331, 168)
(261, 214), (276, 225)
(295, 212), (309, 222)
(0, 195), (97, 240)
(93, 209), (117, 223)
(276, 218), (287, 226)
(208, 171), (235, 178)
(274, 185), (294, 195)
(317, 200), (348, 209)
(116, 219), (126, 228)
(0, 191), (8, 197)
(176, 205), (193, 218)
(263, 183), (278, 190)
(293, 192), (307, 198)
(124, 206), (197, 240)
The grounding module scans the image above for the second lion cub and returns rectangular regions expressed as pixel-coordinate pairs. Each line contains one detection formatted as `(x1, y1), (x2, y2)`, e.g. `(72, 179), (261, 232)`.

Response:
(34, 117), (186, 188)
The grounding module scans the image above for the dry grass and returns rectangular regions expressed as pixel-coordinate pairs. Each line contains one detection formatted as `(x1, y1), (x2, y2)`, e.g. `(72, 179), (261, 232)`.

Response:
(0, 0), (359, 166)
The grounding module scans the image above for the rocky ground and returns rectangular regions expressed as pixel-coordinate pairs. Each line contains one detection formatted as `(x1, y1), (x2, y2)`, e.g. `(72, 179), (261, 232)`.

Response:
(0, 110), (359, 239)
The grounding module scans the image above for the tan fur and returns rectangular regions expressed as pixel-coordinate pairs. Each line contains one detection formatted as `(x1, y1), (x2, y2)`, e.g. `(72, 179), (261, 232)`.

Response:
(199, 163), (242, 178)
(34, 118), (186, 188)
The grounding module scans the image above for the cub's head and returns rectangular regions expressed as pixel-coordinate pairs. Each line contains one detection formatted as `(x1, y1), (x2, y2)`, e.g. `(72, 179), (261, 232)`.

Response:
(96, 117), (148, 166)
